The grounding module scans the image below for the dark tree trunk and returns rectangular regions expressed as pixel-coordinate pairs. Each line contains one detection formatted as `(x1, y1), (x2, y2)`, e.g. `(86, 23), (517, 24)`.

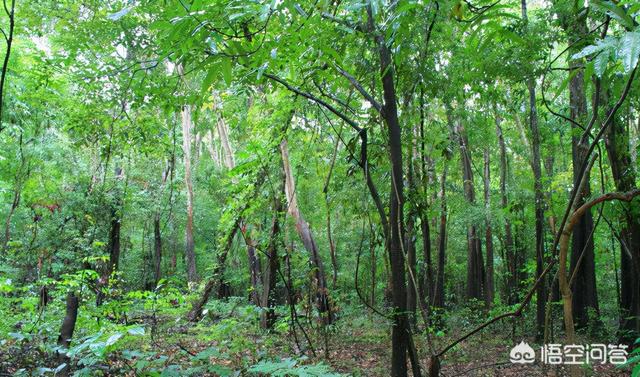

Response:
(97, 188), (122, 306)
(406, 141), (418, 325)
(420, 214), (433, 308)
(433, 164), (447, 309)
(58, 292), (79, 348)
(368, 3), (416, 374)
(605, 104), (640, 344)
(57, 291), (79, 375)
(153, 211), (162, 286)
(526, 80), (547, 338)
(261, 186), (283, 329)
(406, 210), (417, 325)
(496, 117), (517, 304)
(453, 118), (484, 301)
(483, 148), (494, 307)
(244, 231), (262, 306)
(0, 0), (15, 129)
(558, 0), (599, 329)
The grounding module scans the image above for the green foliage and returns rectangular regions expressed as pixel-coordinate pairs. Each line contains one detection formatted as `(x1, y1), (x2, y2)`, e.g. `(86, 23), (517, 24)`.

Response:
(248, 357), (344, 377)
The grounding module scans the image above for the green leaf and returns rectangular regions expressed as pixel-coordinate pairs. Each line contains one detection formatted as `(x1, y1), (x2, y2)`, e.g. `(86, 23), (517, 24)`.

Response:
(572, 37), (616, 60)
(107, 7), (130, 21)
(593, 49), (610, 77)
(201, 66), (216, 95)
(127, 326), (145, 336)
(105, 333), (123, 346)
(617, 31), (640, 72)
(590, 0), (634, 30)
(222, 58), (232, 86)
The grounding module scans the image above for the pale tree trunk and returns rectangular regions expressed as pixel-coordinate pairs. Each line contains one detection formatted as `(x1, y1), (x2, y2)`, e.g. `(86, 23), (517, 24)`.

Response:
(181, 101), (198, 283)
(215, 100), (262, 304)
(280, 138), (333, 324)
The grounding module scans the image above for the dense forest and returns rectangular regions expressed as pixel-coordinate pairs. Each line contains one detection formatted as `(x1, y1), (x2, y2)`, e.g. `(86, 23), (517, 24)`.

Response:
(1, 0), (640, 376)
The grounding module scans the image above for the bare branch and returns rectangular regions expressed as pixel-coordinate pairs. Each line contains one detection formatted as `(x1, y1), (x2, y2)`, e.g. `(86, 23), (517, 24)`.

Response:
(335, 65), (383, 113)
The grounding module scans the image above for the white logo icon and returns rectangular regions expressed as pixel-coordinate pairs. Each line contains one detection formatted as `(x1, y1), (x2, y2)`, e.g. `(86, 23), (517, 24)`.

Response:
(510, 341), (536, 364)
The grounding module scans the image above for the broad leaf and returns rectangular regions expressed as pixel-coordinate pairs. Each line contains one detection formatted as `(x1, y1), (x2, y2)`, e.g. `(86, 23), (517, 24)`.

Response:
(618, 31), (640, 72)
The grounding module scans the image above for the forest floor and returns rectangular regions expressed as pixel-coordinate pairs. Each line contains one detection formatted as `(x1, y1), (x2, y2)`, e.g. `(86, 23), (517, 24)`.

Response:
(0, 294), (632, 376)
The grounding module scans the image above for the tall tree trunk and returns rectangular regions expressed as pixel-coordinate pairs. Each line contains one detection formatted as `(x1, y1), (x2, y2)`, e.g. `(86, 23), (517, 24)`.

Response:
(181, 102), (198, 283)
(261, 170), (285, 329)
(178, 64), (198, 284)
(215, 104), (263, 304)
(153, 162), (171, 286)
(452, 117), (484, 301)
(97, 169), (122, 306)
(280, 138), (333, 324)
(496, 116), (517, 304)
(605, 103), (640, 344)
(406, 134), (418, 325)
(433, 164), (447, 309)
(483, 148), (494, 307)
(565, 11), (598, 328)
(368, 4), (418, 374)
(57, 291), (79, 375)
(153, 211), (162, 286)
(521, 0), (547, 340)
(0, 0), (15, 131)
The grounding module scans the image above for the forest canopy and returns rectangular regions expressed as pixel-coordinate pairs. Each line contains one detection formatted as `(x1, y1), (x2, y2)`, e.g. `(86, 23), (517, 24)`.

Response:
(1, 0), (640, 376)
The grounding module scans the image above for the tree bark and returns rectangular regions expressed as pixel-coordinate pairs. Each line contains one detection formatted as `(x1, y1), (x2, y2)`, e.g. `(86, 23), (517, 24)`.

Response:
(433, 164), (447, 309)
(483, 148), (494, 307)
(496, 117), (517, 304)
(560, 1), (599, 329)
(280, 138), (333, 324)
(451, 116), (484, 301)
(0, 0), (15, 131)
(605, 104), (640, 344)
(57, 291), (79, 375)
(261, 170), (285, 329)
(178, 65), (198, 283)
(367, 3), (417, 374)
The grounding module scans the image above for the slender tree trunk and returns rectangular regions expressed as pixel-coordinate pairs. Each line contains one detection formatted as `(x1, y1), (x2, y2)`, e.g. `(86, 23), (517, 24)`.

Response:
(280, 138), (333, 324)
(367, 4), (418, 373)
(153, 211), (162, 286)
(181, 102), (198, 283)
(0, 0), (15, 131)
(261, 170), (285, 329)
(154, 162), (171, 286)
(483, 148), (494, 307)
(2, 185), (20, 252)
(433, 164), (447, 309)
(452, 117), (484, 301)
(560, 2), (599, 329)
(57, 291), (79, 375)
(406, 133), (418, 324)
(605, 101), (640, 344)
(521, 0), (547, 339)
(496, 117), (516, 304)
